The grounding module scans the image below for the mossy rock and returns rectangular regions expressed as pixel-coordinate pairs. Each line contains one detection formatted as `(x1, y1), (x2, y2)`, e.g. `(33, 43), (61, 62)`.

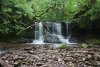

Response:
(81, 43), (88, 48)
(59, 44), (71, 49)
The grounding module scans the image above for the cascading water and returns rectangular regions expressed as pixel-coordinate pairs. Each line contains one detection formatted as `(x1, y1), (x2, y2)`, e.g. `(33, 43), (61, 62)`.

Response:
(32, 22), (77, 44)
(52, 22), (74, 44)
(52, 23), (65, 43)
(53, 23), (62, 35)
(66, 23), (73, 44)
(33, 22), (44, 44)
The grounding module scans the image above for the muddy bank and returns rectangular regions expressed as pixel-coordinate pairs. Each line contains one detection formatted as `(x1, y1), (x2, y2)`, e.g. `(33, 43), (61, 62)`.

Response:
(0, 45), (100, 67)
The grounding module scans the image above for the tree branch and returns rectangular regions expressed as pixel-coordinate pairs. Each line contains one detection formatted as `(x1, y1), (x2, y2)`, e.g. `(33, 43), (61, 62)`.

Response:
(17, 24), (36, 35)
(36, 4), (56, 17)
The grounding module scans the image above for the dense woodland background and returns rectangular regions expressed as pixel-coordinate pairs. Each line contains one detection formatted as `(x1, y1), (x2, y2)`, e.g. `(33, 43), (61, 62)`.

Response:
(0, 0), (100, 40)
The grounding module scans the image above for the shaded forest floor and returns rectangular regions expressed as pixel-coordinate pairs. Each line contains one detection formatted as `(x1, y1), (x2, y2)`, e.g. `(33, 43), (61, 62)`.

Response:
(0, 44), (100, 67)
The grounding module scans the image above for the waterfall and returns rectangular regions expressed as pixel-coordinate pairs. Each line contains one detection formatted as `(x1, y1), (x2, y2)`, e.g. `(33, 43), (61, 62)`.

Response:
(51, 22), (74, 44)
(53, 23), (62, 35)
(33, 22), (44, 44)
(32, 22), (77, 44)
(67, 23), (69, 37)
(52, 23), (65, 43)
(38, 22), (44, 41)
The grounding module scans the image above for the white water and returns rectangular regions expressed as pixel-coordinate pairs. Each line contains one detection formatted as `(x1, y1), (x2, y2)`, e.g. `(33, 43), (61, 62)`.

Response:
(32, 22), (77, 44)
(33, 22), (44, 44)
(53, 23), (62, 35)
(52, 23), (76, 44)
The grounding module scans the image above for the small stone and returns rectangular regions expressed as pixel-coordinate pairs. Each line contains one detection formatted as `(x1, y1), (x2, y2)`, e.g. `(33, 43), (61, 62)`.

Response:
(43, 64), (48, 67)
(18, 56), (24, 60)
(52, 55), (56, 58)
(13, 62), (19, 65)
(1, 57), (6, 60)
(64, 57), (73, 62)
(5, 60), (9, 63)
(58, 58), (62, 61)
(36, 63), (43, 66)
(87, 54), (92, 58)
(13, 55), (19, 60)
(0, 59), (5, 66)
(96, 61), (100, 65)
(20, 65), (28, 67)
(82, 58), (86, 61)
(28, 50), (34, 54)
(24, 47), (32, 50)
(41, 59), (47, 63)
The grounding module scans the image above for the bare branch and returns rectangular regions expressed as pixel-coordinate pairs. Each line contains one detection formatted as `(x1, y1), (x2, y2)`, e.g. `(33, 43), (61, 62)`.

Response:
(17, 24), (35, 35)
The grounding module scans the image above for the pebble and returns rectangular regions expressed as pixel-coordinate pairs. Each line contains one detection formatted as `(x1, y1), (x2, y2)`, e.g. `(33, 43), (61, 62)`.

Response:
(0, 46), (99, 67)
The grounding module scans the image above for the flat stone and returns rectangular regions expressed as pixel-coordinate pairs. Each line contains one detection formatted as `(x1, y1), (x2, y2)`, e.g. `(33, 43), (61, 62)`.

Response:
(24, 47), (32, 50)
(13, 55), (19, 60)
(20, 65), (28, 67)
(36, 63), (43, 66)
(13, 62), (19, 65)
(18, 56), (24, 59)
(28, 50), (34, 54)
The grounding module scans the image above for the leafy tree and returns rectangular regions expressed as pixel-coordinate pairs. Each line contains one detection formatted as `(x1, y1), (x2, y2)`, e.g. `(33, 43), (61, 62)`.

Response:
(0, 0), (100, 38)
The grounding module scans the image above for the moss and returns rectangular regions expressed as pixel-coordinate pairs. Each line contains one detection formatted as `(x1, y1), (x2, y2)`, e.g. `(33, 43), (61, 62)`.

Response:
(85, 39), (100, 43)
(81, 43), (88, 48)
(59, 44), (71, 49)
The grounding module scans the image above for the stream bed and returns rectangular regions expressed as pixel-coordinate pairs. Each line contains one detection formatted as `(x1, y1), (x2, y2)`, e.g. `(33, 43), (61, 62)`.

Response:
(0, 43), (100, 67)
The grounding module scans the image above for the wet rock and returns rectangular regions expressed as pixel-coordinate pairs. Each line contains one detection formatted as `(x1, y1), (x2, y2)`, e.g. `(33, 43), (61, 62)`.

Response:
(44, 35), (61, 43)
(0, 59), (5, 67)
(69, 37), (79, 43)
(18, 38), (29, 43)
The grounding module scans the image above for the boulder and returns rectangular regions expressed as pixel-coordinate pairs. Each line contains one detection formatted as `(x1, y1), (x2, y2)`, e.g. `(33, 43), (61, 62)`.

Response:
(44, 35), (61, 43)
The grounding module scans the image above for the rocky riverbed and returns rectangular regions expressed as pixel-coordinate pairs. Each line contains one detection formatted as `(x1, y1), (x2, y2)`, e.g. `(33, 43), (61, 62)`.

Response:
(0, 45), (100, 67)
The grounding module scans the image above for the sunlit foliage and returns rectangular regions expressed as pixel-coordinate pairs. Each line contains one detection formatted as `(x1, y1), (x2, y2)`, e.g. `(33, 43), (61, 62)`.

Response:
(0, 0), (100, 38)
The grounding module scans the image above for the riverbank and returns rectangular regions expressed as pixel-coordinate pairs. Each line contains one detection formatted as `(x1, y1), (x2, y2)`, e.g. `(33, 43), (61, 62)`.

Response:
(0, 44), (100, 67)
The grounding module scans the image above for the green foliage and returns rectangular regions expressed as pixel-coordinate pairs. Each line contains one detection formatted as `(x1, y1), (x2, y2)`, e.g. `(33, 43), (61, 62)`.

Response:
(59, 44), (71, 49)
(0, 0), (100, 38)
(0, 0), (30, 37)
(73, 0), (100, 21)
(81, 43), (88, 48)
